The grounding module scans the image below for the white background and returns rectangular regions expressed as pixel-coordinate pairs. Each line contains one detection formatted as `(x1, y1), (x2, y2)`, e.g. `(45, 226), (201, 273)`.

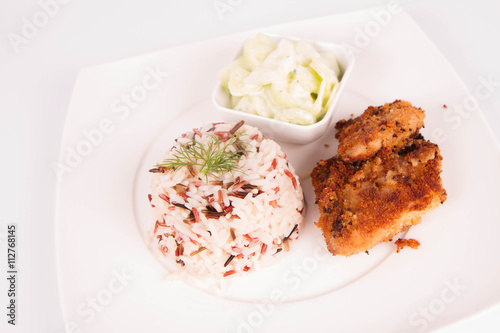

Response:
(0, 0), (499, 332)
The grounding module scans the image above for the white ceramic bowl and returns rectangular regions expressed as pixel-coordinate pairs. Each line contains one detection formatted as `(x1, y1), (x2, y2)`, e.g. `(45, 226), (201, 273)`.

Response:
(212, 33), (355, 144)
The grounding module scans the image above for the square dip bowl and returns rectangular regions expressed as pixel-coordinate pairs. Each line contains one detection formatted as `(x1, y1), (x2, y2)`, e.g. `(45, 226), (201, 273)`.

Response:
(212, 33), (355, 144)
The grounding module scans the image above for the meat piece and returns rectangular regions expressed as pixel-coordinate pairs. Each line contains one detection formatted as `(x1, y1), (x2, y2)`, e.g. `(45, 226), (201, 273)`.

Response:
(335, 100), (425, 162)
(311, 138), (447, 256)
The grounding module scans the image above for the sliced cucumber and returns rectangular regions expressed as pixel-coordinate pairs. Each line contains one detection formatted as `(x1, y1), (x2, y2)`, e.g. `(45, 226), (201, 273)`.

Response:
(274, 108), (316, 125)
(219, 35), (342, 124)
(243, 39), (295, 86)
(227, 66), (261, 96)
(233, 94), (275, 118)
(242, 33), (277, 69)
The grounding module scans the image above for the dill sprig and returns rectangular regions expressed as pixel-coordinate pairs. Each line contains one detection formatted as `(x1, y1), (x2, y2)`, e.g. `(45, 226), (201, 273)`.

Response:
(158, 132), (249, 182)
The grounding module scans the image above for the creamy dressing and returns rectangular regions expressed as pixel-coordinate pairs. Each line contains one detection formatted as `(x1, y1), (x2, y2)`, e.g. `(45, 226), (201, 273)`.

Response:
(219, 34), (340, 125)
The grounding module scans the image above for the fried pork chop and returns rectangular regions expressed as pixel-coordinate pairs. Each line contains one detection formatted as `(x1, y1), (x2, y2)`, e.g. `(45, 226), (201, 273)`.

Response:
(312, 137), (447, 256)
(336, 100), (425, 162)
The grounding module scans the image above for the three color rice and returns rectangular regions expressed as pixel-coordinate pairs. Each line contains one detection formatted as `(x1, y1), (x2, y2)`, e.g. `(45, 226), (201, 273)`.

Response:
(148, 121), (304, 278)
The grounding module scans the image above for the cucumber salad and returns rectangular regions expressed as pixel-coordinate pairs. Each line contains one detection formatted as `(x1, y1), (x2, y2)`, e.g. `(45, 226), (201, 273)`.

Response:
(218, 34), (341, 125)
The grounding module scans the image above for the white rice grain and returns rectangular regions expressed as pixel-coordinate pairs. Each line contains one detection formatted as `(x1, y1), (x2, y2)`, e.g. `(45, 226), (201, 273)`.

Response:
(148, 122), (304, 279)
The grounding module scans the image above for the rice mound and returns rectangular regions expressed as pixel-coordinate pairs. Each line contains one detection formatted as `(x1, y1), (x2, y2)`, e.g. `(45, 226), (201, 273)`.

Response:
(148, 121), (304, 278)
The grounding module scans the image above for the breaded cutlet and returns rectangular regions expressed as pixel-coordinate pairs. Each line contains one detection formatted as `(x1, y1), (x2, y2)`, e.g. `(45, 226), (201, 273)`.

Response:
(311, 137), (447, 256)
(335, 100), (425, 163)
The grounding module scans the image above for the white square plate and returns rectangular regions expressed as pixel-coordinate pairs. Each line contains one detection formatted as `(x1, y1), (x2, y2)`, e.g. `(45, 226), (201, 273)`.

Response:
(55, 8), (500, 333)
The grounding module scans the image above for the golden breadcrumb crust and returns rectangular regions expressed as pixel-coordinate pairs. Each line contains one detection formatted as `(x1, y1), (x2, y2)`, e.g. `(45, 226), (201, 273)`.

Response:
(312, 100), (446, 256)
(395, 238), (421, 253)
(336, 100), (425, 162)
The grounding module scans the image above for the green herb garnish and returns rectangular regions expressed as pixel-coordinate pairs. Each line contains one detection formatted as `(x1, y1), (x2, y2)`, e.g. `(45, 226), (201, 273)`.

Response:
(158, 132), (249, 182)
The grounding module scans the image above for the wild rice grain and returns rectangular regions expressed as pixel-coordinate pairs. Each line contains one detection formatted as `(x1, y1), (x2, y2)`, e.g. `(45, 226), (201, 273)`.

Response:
(149, 122), (304, 278)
